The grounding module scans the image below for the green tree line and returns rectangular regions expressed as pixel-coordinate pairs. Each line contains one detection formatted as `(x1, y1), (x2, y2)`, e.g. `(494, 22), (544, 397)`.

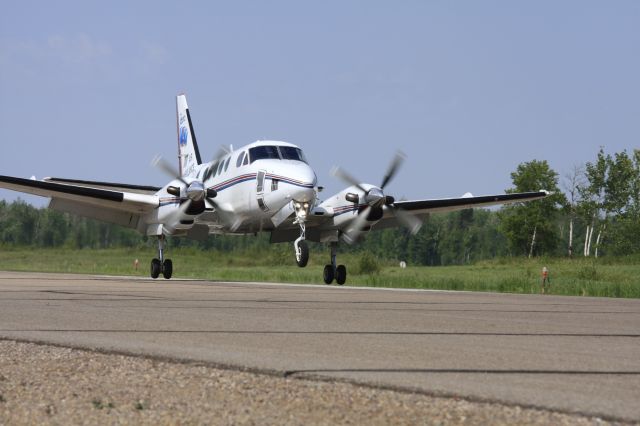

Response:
(1, 148), (638, 264)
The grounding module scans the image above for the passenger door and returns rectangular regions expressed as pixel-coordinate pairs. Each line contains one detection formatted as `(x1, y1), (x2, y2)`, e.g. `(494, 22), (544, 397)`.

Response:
(256, 170), (269, 212)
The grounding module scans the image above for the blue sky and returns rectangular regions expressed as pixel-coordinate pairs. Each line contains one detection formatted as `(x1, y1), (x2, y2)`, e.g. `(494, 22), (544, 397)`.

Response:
(1, 1), (639, 206)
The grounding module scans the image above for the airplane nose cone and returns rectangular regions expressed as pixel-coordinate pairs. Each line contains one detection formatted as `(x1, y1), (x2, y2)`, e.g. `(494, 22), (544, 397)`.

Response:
(289, 164), (317, 203)
(293, 187), (315, 203)
(299, 164), (317, 186)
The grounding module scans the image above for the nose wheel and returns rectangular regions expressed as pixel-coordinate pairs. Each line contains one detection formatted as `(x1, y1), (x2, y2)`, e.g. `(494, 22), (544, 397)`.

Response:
(294, 239), (309, 267)
(323, 242), (346, 285)
(150, 236), (173, 279)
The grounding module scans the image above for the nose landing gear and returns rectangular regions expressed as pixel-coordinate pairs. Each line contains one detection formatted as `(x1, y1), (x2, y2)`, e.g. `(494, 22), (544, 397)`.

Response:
(323, 242), (346, 285)
(150, 235), (173, 279)
(293, 202), (310, 267)
(294, 237), (309, 267)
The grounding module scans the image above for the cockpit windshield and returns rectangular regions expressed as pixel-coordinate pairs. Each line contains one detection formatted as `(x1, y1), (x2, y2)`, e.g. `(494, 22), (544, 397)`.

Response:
(249, 145), (308, 164)
(249, 146), (280, 163)
(279, 146), (307, 163)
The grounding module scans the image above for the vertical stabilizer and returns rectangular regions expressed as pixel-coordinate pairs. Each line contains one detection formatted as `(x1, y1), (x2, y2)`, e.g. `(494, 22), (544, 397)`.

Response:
(176, 94), (202, 176)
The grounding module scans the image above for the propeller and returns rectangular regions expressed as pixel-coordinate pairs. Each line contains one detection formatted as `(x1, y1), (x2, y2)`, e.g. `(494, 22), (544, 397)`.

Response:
(331, 166), (368, 194)
(380, 151), (406, 190)
(151, 154), (219, 216)
(202, 147), (228, 182)
(332, 150), (422, 243)
(342, 205), (372, 245)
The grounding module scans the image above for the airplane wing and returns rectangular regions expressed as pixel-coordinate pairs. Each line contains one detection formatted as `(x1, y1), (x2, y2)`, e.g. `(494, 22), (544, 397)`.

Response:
(392, 190), (548, 215)
(377, 190), (549, 229)
(271, 190), (548, 242)
(0, 175), (159, 230)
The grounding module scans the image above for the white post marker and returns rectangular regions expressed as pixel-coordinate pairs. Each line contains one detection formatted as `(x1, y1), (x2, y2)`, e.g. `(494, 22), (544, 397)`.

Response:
(541, 266), (550, 294)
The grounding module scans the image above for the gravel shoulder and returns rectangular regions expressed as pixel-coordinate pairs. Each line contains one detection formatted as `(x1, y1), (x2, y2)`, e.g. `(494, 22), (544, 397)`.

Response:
(0, 339), (615, 425)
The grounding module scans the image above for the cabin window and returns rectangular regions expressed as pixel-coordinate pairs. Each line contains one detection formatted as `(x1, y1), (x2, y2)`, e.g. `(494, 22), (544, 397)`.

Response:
(224, 157), (231, 172)
(217, 159), (225, 175)
(210, 162), (218, 177)
(242, 151), (249, 165)
(249, 146), (280, 163)
(236, 152), (245, 167)
(271, 179), (278, 191)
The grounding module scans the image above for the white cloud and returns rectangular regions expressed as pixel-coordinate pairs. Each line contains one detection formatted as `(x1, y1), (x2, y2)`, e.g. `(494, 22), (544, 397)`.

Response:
(140, 41), (169, 65)
(46, 33), (112, 63)
(0, 34), (112, 68)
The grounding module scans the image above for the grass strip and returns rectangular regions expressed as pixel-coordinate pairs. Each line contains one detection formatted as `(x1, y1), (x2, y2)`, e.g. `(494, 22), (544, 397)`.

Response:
(0, 247), (638, 298)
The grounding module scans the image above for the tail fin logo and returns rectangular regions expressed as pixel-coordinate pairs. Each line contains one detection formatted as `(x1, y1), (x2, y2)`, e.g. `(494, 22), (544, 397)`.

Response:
(179, 126), (188, 146)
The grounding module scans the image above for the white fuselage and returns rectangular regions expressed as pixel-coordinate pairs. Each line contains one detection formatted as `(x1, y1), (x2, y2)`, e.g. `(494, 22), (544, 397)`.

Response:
(150, 140), (318, 235)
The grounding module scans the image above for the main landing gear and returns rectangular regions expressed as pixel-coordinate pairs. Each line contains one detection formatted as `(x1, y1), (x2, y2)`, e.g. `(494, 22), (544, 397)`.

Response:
(150, 235), (172, 279)
(323, 242), (346, 285)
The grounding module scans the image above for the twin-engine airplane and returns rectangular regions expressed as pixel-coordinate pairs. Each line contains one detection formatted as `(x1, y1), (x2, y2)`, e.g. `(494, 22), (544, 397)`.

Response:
(0, 94), (548, 284)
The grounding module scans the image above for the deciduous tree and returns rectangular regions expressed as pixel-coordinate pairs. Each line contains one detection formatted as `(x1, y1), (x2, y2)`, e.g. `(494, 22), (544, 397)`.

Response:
(498, 160), (566, 257)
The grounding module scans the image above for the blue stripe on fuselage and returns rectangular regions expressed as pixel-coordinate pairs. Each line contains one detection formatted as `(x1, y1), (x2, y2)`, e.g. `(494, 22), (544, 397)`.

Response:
(208, 173), (314, 193)
(332, 204), (367, 216)
(157, 174), (314, 206)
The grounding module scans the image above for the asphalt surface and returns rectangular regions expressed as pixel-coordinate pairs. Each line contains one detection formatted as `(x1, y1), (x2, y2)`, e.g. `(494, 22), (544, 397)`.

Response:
(0, 271), (638, 422)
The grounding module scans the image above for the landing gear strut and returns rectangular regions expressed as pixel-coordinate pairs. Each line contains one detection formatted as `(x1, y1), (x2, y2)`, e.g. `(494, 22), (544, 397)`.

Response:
(150, 235), (172, 279)
(293, 204), (309, 267)
(324, 242), (346, 285)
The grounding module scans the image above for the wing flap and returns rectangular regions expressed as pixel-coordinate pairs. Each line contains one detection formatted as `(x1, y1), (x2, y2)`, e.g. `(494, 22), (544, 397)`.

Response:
(49, 198), (143, 230)
(44, 177), (161, 195)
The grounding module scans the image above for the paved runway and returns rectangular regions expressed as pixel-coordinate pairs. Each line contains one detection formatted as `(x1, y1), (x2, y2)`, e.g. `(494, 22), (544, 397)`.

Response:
(0, 271), (638, 421)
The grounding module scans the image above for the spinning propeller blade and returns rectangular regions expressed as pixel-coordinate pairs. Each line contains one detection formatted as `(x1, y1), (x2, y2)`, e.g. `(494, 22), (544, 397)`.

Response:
(333, 150), (423, 240)
(152, 155), (188, 186)
(343, 205), (371, 245)
(178, 198), (192, 215)
(392, 207), (422, 235)
(381, 151), (405, 189)
(331, 166), (368, 193)
(203, 147), (228, 181)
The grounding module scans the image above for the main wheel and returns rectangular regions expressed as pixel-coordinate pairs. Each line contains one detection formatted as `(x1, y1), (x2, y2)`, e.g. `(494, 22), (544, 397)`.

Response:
(162, 259), (173, 279)
(335, 265), (347, 285)
(150, 258), (161, 279)
(323, 265), (334, 284)
(295, 240), (309, 267)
